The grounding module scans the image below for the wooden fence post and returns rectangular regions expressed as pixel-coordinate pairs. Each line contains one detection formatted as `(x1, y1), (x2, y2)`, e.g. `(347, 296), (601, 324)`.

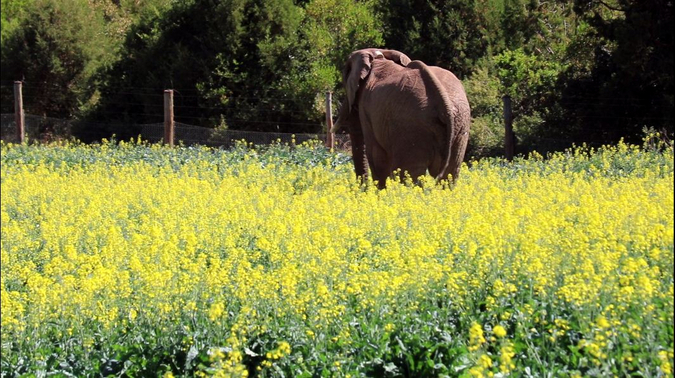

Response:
(325, 91), (334, 149)
(164, 89), (174, 147)
(14, 81), (24, 144)
(503, 95), (514, 161)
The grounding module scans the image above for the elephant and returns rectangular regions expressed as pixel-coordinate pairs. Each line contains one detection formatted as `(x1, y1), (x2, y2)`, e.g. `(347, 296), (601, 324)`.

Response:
(332, 48), (471, 189)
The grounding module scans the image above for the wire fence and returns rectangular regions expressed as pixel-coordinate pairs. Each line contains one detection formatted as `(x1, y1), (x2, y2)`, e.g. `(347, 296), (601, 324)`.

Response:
(0, 113), (351, 149)
(1, 113), (73, 143)
(4, 81), (670, 157)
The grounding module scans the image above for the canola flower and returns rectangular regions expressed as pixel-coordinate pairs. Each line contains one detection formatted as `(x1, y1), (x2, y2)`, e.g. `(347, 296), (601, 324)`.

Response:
(469, 322), (487, 352)
(1, 138), (673, 376)
(492, 325), (507, 338)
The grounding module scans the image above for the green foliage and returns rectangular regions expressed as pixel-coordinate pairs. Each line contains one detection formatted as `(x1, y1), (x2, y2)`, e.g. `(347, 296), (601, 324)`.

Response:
(376, 0), (501, 78)
(464, 46), (566, 157)
(0, 0), (116, 117)
(81, 0), (382, 140)
(552, 0), (674, 144)
(494, 48), (565, 151)
(502, 0), (572, 55)
(1, 0), (672, 155)
(462, 0), (577, 157)
(0, 0), (32, 45)
(0, 0), (172, 119)
(463, 65), (504, 158)
(290, 0), (384, 112)
(0, 137), (351, 173)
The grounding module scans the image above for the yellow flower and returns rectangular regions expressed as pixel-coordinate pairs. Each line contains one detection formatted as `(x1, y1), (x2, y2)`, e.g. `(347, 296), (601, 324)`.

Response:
(277, 341), (291, 355)
(468, 322), (487, 351)
(493, 325), (507, 338)
(1, 141), (672, 375)
(596, 316), (610, 329)
(478, 354), (493, 369)
(208, 303), (225, 322)
(658, 350), (673, 375)
(499, 342), (516, 373)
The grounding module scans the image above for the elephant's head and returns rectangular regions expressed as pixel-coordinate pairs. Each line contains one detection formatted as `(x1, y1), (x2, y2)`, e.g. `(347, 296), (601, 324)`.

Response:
(331, 48), (411, 133)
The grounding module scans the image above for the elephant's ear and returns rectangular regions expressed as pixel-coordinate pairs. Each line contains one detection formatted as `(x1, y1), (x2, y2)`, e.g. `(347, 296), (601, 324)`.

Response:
(344, 51), (373, 111)
(380, 49), (411, 67)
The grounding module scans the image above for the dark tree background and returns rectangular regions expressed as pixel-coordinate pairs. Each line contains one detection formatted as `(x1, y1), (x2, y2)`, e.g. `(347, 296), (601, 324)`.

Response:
(553, 0), (674, 144)
(1, 0), (672, 155)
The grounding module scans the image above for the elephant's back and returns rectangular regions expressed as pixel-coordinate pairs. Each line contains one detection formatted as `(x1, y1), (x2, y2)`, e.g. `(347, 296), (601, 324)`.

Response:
(428, 66), (470, 113)
(362, 65), (448, 155)
(366, 61), (433, 110)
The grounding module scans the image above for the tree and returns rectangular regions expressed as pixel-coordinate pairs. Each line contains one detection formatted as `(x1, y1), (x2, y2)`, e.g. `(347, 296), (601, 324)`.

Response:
(554, 0), (674, 143)
(1, 0), (32, 45)
(0, 0), (116, 117)
(280, 0), (384, 127)
(0, 0), (172, 120)
(86, 0), (383, 140)
(376, 0), (500, 78)
(86, 0), (294, 138)
(463, 0), (576, 156)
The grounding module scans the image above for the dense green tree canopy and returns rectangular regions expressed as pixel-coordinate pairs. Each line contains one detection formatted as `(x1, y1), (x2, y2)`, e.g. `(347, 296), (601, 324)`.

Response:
(1, 0), (672, 154)
(1, 0), (116, 118)
(555, 0), (674, 144)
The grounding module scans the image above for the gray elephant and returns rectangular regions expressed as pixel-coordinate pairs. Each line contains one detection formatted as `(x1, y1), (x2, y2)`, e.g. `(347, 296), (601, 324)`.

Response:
(332, 48), (471, 189)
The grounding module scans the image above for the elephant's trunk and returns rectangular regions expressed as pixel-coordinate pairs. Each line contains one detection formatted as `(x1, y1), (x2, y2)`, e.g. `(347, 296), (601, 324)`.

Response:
(334, 99), (368, 180)
(349, 119), (368, 181)
(332, 101), (350, 133)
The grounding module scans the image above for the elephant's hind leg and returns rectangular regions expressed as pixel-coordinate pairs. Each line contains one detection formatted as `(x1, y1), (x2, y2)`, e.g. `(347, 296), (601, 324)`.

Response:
(367, 142), (392, 189)
(444, 131), (469, 182)
(428, 153), (446, 180)
(398, 165), (427, 186)
(392, 151), (429, 186)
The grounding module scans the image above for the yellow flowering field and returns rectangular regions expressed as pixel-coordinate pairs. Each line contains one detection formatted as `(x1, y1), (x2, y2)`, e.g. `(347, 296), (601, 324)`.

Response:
(1, 138), (673, 377)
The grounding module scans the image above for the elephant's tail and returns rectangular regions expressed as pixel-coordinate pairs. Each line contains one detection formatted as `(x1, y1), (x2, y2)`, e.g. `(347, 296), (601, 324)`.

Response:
(408, 60), (455, 180)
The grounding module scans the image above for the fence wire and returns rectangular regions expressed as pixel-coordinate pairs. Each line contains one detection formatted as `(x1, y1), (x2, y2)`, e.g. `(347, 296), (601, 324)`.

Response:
(1, 114), (74, 143)
(1, 114), (352, 148)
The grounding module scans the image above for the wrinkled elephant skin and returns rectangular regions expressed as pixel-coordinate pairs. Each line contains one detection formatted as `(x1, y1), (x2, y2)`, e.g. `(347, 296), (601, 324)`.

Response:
(334, 48), (471, 189)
